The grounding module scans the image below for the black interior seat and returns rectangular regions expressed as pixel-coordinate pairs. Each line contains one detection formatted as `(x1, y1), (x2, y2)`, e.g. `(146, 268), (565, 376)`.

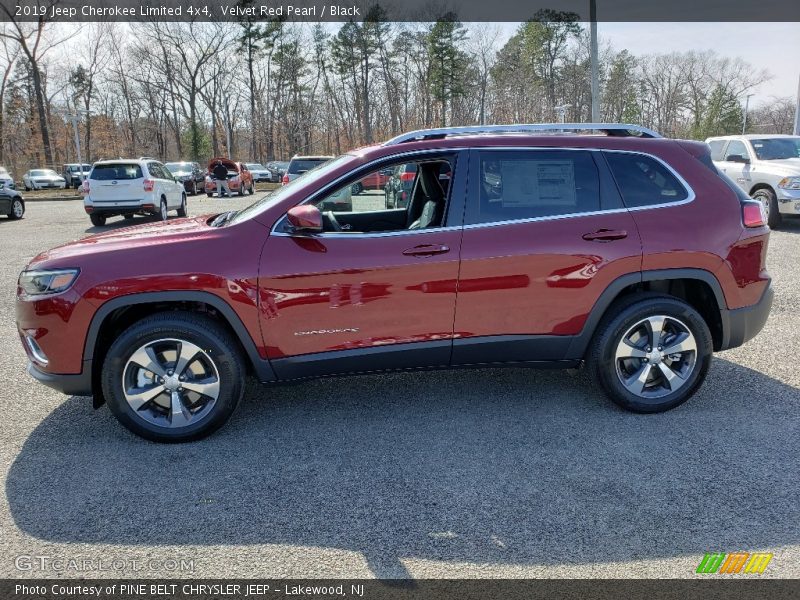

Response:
(408, 162), (446, 230)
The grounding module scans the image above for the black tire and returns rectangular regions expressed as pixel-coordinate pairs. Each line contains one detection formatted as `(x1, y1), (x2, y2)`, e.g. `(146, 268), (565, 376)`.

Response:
(385, 189), (393, 209)
(587, 294), (712, 413)
(191, 181), (198, 196)
(177, 193), (187, 217)
(351, 182), (363, 195)
(207, 192), (213, 198)
(101, 312), (246, 442)
(8, 198), (24, 219)
(159, 197), (168, 221)
(89, 213), (106, 227)
(238, 181), (246, 197)
(752, 188), (781, 229)
(123, 214), (135, 220)
(248, 182), (255, 195)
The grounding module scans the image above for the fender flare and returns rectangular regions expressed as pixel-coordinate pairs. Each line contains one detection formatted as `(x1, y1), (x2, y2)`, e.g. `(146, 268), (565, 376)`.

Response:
(565, 268), (726, 360)
(83, 290), (276, 383)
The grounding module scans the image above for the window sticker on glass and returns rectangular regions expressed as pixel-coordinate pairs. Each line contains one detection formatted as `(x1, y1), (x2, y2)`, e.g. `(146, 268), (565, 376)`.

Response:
(500, 160), (576, 208)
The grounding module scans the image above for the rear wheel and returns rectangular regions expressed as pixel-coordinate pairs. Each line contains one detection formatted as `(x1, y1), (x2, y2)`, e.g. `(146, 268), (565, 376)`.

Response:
(206, 192), (213, 198)
(89, 213), (106, 226)
(101, 312), (246, 442)
(248, 181), (255, 195)
(177, 193), (187, 217)
(190, 181), (197, 196)
(9, 198), (24, 219)
(752, 188), (781, 229)
(159, 197), (168, 221)
(351, 182), (364, 195)
(123, 214), (135, 220)
(587, 294), (712, 413)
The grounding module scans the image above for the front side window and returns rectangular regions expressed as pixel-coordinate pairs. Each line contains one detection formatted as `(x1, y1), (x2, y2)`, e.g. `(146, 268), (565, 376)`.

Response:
(724, 140), (749, 161)
(466, 150), (600, 225)
(304, 157), (454, 234)
(605, 152), (689, 208)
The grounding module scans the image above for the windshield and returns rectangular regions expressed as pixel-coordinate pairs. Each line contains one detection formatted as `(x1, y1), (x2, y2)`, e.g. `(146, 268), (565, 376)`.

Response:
(31, 169), (58, 177)
(165, 162), (191, 174)
(229, 155), (352, 225)
(246, 163), (265, 170)
(288, 159), (331, 175)
(750, 137), (800, 160)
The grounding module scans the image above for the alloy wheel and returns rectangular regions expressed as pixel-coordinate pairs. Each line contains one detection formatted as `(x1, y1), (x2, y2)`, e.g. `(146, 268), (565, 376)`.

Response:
(614, 315), (697, 399)
(122, 338), (221, 428)
(160, 199), (168, 220)
(12, 199), (24, 218)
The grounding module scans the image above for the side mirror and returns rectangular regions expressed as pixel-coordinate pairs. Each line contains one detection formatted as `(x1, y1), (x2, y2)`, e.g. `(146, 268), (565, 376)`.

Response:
(286, 205), (322, 233)
(726, 154), (750, 164)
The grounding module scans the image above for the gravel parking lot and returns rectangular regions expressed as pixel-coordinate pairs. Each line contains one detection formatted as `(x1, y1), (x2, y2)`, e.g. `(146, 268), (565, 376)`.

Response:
(1, 195), (798, 579)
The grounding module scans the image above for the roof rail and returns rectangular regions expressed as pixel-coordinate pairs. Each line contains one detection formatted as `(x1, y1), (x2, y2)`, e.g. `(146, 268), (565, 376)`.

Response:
(383, 123), (662, 145)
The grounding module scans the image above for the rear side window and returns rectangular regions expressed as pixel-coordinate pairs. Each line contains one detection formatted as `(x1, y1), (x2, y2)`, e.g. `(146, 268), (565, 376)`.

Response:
(466, 150), (600, 225)
(90, 164), (143, 180)
(707, 140), (727, 161)
(605, 152), (689, 208)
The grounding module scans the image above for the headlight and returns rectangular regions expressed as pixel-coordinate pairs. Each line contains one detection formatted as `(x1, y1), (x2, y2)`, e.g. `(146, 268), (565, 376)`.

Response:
(778, 176), (800, 190)
(18, 269), (80, 296)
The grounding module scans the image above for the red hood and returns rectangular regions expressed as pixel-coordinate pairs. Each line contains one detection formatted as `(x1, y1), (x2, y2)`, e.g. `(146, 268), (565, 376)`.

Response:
(29, 215), (217, 267)
(208, 157), (238, 171)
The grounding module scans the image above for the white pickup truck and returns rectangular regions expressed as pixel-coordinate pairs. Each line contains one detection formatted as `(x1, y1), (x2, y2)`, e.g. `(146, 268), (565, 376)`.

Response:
(706, 134), (800, 228)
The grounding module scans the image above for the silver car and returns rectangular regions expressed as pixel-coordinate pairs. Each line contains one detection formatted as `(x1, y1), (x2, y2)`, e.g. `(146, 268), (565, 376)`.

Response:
(706, 134), (800, 228)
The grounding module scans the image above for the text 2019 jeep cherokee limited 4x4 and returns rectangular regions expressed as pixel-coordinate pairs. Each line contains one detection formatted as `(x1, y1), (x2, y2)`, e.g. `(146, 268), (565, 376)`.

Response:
(16, 124), (773, 442)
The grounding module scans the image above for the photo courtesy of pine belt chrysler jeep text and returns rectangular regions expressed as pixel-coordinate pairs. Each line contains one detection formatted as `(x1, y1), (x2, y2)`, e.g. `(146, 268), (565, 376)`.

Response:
(16, 124), (773, 442)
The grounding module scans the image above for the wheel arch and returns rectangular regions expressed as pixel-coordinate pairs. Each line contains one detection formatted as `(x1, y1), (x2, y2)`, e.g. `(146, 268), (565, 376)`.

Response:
(85, 291), (275, 407)
(748, 182), (775, 197)
(566, 269), (727, 360)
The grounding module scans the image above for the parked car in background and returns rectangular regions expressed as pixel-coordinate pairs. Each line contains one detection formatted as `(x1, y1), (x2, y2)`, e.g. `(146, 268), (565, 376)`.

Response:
(16, 123), (773, 441)
(0, 166), (15, 189)
(82, 159), (187, 226)
(282, 155), (333, 185)
(245, 163), (272, 183)
(0, 182), (23, 219)
(266, 160), (289, 183)
(23, 169), (67, 191)
(706, 134), (800, 229)
(204, 158), (255, 197)
(351, 168), (391, 195)
(164, 161), (205, 196)
(62, 163), (92, 189)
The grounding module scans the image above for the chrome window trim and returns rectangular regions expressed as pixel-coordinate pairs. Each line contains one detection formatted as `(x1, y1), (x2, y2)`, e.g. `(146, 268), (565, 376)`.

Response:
(269, 146), (695, 237)
(269, 148), (461, 238)
(461, 147), (695, 230)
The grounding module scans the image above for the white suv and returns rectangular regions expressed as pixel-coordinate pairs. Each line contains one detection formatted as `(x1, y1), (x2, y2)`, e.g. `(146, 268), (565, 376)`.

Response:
(83, 159), (187, 227)
(706, 134), (800, 228)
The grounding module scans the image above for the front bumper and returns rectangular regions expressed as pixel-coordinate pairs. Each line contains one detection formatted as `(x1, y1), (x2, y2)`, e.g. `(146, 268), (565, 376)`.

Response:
(777, 187), (800, 214)
(719, 283), (774, 351)
(28, 360), (93, 396)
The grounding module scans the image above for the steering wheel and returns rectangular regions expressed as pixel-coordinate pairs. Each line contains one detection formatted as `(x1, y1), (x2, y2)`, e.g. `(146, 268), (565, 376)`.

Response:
(325, 211), (342, 232)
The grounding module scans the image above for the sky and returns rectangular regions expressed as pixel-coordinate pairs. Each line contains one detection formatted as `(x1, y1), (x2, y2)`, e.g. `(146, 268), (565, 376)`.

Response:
(493, 21), (800, 105)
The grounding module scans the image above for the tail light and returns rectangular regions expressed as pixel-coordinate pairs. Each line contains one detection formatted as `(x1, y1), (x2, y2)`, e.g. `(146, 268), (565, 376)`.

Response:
(400, 172), (415, 182)
(282, 174), (289, 185)
(143, 179), (155, 192)
(742, 201), (767, 228)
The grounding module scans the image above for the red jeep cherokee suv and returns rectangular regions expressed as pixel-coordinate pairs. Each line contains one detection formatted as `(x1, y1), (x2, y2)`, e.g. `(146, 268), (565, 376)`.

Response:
(16, 124), (773, 442)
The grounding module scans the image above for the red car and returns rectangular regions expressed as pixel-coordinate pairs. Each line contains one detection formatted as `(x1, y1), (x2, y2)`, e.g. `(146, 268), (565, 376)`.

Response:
(204, 158), (254, 197)
(17, 124), (772, 442)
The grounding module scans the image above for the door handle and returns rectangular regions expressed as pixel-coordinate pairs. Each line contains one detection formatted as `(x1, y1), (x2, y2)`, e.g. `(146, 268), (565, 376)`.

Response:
(582, 229), (628, 242)
(402, 244), (450, 256)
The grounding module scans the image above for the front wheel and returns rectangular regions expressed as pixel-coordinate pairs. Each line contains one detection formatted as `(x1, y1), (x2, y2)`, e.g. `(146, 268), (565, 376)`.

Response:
(177, 194), (187, 217)
(752, 188), (781, 229)
(587, 295), (712, 413)
(9, 198), (24, 219)
(101, 312), (246, 442)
